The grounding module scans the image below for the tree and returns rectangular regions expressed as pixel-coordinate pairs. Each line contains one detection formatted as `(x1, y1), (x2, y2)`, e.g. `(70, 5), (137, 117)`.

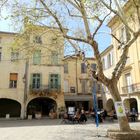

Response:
(3, 0), (140, 132)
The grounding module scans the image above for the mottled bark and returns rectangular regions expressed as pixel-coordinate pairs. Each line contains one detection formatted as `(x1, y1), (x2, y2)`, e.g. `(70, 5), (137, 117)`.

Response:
(108, 80), (131, 132)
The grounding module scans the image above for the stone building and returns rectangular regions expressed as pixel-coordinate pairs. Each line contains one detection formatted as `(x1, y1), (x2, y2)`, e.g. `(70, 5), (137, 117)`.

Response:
(102, 0), (140, 119)
(0, 25), (65, 119)
(63, 56), (103, 111)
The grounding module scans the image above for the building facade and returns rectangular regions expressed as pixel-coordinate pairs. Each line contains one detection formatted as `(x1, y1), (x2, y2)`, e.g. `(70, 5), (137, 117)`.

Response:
(63, 56), (103, 111)
(0, 25), (65, 119)
(102, 0), (140, 119)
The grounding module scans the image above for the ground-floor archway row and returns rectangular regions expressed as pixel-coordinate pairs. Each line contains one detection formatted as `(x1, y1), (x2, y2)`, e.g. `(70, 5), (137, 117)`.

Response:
(106, 98), (115, 112)
(27, 97), (57, 118)
(123, 98), (138, 112)
(0, 98), (21, 118)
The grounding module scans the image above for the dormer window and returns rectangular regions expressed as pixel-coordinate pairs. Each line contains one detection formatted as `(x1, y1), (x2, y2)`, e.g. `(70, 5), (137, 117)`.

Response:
(11, 51), (19, 61)
(33, 35), (42, 44)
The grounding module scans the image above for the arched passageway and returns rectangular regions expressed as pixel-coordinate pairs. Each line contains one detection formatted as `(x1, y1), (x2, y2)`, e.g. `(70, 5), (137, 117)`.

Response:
(106, 99), (114, 112)
(124, 98), (138, 112)
(0, 98), (21, 117)
(27, 97), (57, 117)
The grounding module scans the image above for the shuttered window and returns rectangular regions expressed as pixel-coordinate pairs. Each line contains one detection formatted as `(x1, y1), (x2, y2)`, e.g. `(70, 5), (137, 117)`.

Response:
(64, 63), (68, 73)
(9, 73), (18, 88)
(33, 50), (41, 65)
(81, 63), (87, 73)
(51, 51), (58, 65)
(49, 74), (61, 90)
(31, 73), (42, 89)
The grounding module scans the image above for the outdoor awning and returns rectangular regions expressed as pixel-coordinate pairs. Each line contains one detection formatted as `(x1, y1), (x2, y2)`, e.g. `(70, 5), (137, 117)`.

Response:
(64, 95), (93, 101)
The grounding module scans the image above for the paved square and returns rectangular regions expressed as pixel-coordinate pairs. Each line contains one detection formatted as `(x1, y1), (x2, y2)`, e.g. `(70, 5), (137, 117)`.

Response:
(0, 119), (140, 140)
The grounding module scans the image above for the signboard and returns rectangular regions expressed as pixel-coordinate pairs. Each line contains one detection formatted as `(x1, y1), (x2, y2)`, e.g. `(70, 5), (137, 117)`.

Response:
(68, 107), (75, 115)
(115, 101), (126, 117)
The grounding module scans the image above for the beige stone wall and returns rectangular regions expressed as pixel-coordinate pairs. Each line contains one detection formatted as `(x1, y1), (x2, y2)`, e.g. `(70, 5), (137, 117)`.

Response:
(0, 27), (65, 119)
(103, 1), (140, 119)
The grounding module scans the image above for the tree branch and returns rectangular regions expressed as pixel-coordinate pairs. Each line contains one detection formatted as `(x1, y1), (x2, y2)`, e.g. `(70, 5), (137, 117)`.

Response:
(93, 11), (111, 38)
(39, 0), (88, 44)
(112, 29), (140, 79)
(79, 1), (91, 40)
(133, 0), (140, 26)
(101, 0), (135, 34)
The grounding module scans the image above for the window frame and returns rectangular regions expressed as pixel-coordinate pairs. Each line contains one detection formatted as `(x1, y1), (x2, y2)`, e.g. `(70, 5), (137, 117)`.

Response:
(9, 73), (18, 88)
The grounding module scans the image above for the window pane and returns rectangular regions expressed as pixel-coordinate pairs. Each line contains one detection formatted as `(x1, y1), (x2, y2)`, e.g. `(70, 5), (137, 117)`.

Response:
(91, 63), (96, 71)
(33, 50), (41, 64)
(81, 63), (87, 73)
(51, 52), (58, 65)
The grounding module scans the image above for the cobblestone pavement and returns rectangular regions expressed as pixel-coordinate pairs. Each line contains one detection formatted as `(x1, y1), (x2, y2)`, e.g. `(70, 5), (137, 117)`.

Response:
(0, 119), (140, 140)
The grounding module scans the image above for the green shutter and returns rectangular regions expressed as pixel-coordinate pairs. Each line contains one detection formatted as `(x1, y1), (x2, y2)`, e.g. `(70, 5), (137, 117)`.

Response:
(40, 73), (42, 87)
(58, 74), (61, 90)
(30, 74), (33, 88)
(33, 50), (41, 65)
(48, 74), (51, 90)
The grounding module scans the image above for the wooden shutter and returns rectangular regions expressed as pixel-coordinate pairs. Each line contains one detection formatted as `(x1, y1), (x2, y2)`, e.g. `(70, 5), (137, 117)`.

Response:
(10, 73), (18, 80)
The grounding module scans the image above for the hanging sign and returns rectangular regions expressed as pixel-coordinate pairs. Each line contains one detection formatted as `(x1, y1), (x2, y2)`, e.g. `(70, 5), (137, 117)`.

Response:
(115, 101), (126, 117)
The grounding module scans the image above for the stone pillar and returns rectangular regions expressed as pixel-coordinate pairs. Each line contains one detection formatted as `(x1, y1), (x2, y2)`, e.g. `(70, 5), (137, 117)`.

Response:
(137, 97), (140, 120)
(20, 104), (27, 119)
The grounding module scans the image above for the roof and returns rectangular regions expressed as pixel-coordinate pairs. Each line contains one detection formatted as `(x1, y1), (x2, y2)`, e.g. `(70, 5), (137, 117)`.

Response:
(63, 55), (96, 61)
(107, 0), (132, 27)
(100, 45), (113, 56)
(0, 31), (18, 35)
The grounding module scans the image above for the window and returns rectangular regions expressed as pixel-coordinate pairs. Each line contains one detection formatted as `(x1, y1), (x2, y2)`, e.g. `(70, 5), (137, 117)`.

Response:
(107, 53), (111, 68)
(120, 26), (127, 44)
(91, 63), (96, 71)
(0, 47), (2, 61)
(81, 80), (87, 94)
(9, 73), (18, 88)
(33, 50), (41, 65)
(64, 63), (68, 73)
(81, 63), (87, 73)
(31, 73), (41, 89)
(64, 80), (69, 92)
(33, 36), (42, 44)
(102, 58), (105, 70)
(70, 87), (75, 93)
(125, 73), (133, 93)
(51, 51), (58, 65)
(49, 74), (60, 89)
(11, 52), (19, 61)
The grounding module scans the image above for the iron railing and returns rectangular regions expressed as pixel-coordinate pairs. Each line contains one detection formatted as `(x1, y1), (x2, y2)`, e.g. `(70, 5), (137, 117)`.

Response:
(29, 85), (61, 95)
(122, 83), (140, 94)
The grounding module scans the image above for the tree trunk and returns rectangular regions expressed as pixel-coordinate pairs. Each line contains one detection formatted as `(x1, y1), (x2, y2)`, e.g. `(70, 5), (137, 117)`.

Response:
(108, 80), (131, 132)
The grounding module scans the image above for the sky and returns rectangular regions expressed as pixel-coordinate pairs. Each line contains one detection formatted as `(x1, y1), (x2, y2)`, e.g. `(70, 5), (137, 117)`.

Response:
(0, 1), (111, 57)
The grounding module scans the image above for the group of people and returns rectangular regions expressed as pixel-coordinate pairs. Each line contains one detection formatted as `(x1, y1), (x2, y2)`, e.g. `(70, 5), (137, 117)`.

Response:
(126, 108), (138, 122)
(63, 107), (87, 123)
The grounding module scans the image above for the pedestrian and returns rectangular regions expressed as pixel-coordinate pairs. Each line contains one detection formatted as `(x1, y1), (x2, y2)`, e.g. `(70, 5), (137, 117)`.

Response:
(131, 108), (137, 122)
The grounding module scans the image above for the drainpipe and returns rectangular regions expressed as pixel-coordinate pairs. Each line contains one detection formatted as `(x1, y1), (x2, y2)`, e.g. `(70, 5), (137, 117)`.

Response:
(23, 58), (29, 119)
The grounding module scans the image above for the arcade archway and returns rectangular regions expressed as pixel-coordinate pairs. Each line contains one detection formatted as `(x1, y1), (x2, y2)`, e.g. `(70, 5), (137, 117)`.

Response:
(106, 98), (114, 111)
(27, 97), (57, 117)
(124, 98), (138, 112)
(0, 98), (21, 118)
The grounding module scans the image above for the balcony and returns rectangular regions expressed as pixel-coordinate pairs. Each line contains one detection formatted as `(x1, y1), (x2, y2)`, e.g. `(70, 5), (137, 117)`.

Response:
(122, 83), (140, 94)
(29, 85), (61, 96)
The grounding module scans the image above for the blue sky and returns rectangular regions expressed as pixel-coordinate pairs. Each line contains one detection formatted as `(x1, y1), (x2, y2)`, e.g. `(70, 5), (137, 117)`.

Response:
(0, 3), (111, 57)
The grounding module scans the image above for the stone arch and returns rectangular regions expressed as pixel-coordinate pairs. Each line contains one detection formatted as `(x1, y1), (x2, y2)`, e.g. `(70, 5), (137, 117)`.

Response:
(123, 98), (138, 112)
(0, 98), (21, 118)
(27, 97), (57, 118)
(106, 98), (114, 112)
